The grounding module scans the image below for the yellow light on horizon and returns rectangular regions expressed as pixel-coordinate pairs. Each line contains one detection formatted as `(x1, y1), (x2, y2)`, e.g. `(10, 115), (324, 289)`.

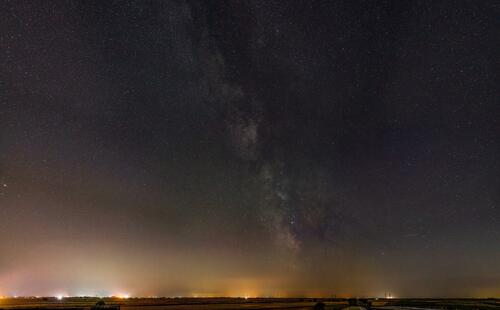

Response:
(117, 294), (130, 299)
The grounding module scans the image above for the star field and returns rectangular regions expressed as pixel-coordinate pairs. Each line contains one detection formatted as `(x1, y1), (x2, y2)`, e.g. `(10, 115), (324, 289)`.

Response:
(0, 0), (499, 298)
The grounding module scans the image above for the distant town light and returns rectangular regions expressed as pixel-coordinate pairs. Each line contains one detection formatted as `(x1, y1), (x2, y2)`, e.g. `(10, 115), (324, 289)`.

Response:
(117, 294), (130, 299)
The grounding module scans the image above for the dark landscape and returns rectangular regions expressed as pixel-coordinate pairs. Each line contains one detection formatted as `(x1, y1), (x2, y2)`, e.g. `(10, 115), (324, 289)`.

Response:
(1, 298), (500, 310)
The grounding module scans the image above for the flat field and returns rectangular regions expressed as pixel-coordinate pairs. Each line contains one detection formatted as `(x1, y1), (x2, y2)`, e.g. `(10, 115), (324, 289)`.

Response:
(0, 297), (498, 310)
(0, 297), (342, 310)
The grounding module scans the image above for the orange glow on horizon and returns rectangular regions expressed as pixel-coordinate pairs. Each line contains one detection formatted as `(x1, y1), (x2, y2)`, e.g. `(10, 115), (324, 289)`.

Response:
(116, 294), (130, 299)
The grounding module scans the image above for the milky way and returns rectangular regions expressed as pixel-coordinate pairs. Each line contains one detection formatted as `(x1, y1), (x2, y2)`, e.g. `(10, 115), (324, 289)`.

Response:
(1, 1), (499, 298)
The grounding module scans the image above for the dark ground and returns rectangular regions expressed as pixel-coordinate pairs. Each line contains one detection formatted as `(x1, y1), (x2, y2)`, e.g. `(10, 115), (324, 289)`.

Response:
(0, 298), (499, 310)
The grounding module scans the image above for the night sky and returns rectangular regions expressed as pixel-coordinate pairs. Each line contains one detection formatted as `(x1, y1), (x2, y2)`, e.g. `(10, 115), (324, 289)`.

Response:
(1, 0), (499, 298)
